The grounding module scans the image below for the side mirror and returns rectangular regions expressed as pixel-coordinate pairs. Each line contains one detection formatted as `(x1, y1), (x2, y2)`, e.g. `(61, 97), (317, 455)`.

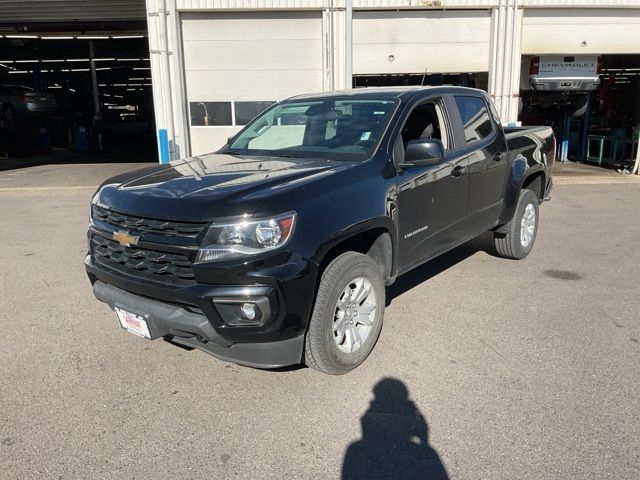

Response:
(400, 139), (445, 168)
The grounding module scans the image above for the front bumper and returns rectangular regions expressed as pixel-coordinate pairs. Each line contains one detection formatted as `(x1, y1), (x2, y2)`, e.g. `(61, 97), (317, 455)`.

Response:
(530, 77), (600, 92)
(85, 235), (317, 368)
(92, 279), (305, 369)
(25, 101), (57, 113)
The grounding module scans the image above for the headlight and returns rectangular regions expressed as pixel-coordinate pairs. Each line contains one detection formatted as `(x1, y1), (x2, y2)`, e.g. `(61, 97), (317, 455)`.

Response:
(195, 212), (296, 263)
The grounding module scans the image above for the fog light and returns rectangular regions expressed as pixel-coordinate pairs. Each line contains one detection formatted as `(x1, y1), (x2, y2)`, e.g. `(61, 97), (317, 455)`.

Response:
(241, 303), (256, 320)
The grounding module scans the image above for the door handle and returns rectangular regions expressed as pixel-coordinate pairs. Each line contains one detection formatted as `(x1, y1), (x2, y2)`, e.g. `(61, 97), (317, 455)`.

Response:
(493, 152), (505, 162)
(451, 165), (466, 177)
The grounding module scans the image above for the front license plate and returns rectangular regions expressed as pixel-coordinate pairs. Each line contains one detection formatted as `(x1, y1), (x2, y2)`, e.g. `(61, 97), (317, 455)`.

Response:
(115, 307), (151, 339)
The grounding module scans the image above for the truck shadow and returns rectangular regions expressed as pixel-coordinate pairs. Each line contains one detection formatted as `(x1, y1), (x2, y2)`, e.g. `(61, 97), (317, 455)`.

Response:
(386, 232), (497, 306)
(342, 377), (449, 480)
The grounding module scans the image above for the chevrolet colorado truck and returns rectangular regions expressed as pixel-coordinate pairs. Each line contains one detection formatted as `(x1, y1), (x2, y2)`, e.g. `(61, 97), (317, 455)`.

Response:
(86, 87), (555, 374)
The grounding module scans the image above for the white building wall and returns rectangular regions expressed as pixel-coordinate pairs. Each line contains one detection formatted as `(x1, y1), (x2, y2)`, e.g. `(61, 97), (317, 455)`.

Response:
(182, 11), (324, 154)
(488, 2), (523, 123)
(352, 10), (492, 75)
(146, 0), (190, 161)
(147, 0), (640, 159)
(522, 8), (640, 54)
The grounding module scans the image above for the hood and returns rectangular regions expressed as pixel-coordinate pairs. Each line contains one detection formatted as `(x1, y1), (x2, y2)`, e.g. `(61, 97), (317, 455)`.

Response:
(94, 153), (353, 222)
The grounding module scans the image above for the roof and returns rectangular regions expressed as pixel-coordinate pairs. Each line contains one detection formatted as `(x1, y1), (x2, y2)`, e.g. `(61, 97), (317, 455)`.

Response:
(288, 86), (486, 101)
(0, 0), (146, 24)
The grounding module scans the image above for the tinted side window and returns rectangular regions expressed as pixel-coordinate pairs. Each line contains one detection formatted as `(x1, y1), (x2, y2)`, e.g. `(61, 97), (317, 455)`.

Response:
(453, 96), (493, 144)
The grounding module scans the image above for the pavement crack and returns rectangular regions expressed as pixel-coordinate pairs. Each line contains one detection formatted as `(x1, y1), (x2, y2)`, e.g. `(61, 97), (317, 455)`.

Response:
(478, 337), (518, 370)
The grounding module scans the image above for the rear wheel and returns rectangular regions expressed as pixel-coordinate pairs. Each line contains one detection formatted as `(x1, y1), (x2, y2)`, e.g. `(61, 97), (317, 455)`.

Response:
(304, 252), (385, 374)
(494, 189), (539, 260)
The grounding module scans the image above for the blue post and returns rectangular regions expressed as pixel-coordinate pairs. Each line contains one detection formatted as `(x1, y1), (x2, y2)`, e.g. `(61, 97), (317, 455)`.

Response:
(578, 95), (591, 163)
(158, 128), (170, 164)
(560, 114), (570, 162)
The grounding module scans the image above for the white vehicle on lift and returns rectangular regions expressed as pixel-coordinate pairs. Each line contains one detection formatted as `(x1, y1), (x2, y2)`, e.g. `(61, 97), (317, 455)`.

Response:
(529, 55), (601, 92)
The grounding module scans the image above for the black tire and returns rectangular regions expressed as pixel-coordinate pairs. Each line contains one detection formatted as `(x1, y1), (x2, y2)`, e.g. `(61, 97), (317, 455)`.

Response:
(1, 104), (15, 123)
(494, 189), (540, 260)
(304, 252), (385, 375)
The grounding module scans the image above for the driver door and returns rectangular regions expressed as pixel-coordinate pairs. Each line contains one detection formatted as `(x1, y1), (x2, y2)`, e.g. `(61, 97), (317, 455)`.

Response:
(395, 95), (469, 271)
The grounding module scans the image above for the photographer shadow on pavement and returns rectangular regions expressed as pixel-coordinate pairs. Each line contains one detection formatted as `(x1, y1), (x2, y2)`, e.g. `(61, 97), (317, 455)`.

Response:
(342, 378), (449, 480)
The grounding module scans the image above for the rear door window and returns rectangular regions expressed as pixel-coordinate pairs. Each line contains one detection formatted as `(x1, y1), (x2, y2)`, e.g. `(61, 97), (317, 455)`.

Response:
(453, 96), (494, 144)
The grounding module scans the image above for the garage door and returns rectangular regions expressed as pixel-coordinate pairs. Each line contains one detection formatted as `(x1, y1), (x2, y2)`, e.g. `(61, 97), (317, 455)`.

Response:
(353, 10), (491, 75)
(522, 8), (640, 55)
(181, 12), (324, 155)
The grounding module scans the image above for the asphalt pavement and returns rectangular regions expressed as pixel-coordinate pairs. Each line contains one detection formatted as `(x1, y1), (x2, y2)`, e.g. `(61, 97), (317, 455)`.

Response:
(0, 164), (638, 479)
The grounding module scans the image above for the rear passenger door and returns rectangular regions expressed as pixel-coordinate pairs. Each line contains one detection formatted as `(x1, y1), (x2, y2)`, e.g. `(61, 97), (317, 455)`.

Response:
(450, 95), (509, 234)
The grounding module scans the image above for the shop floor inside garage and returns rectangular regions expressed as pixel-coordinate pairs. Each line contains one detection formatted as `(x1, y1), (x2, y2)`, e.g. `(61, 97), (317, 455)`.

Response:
(0, 138), (157, 173)
(553, 160), (629, 177)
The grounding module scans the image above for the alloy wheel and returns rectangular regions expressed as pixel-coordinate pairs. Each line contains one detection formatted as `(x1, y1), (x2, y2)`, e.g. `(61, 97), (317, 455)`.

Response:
(332, 277), (377, 354)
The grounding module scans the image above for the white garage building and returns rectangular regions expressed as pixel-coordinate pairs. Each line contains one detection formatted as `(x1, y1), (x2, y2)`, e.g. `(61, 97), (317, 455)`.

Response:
(145, 0), (640, 161)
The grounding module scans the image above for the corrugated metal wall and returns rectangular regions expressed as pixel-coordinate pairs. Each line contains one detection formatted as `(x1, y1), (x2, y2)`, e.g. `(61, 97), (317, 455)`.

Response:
(0, 0), (146, 23)
(523, 0), (640, 6)
(175, 0), (640, 10)
(177, 0), (326, 9)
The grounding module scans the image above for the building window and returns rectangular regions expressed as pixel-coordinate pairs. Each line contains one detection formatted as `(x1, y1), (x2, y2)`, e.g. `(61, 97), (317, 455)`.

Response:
(190, 102), (232, 126)
(453, 96), (493, 144)
(234, 101), (275, 126)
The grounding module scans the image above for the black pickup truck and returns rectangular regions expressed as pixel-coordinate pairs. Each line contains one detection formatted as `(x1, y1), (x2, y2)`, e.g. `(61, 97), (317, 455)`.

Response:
(86, 87), (554, 374)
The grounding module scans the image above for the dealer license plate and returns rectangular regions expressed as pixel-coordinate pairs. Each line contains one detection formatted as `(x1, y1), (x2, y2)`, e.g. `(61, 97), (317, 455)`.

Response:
(115, 307), (151, 339)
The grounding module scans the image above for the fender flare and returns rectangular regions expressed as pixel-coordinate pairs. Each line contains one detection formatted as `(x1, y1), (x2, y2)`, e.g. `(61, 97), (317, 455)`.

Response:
(311, 216), (397, 281)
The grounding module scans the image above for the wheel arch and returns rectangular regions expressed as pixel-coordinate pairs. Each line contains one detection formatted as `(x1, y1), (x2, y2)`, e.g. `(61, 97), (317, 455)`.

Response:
(312, 219), (396, 286)
(522, 170), (546, 202)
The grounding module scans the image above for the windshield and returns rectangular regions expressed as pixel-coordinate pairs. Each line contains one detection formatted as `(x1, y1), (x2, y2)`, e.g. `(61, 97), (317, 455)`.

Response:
(225, 98), (398, 161)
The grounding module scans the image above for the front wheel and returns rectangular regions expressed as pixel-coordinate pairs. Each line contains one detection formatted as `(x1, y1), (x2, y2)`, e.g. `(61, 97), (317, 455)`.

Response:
(304, 252), (385, 374)
(494, 189), (540, 260)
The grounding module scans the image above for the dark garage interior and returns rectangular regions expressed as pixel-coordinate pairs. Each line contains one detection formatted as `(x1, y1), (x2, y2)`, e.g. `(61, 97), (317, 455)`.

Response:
(0, 0), (157, 170)
(520, 54), (640, 170)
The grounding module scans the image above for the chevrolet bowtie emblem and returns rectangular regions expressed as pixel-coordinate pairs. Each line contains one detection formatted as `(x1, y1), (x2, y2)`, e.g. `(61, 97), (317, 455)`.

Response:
(113, 230), (139, 247)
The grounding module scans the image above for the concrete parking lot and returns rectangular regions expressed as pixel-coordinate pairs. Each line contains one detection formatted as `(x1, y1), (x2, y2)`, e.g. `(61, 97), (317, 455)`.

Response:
(1, 164), (639, 479)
